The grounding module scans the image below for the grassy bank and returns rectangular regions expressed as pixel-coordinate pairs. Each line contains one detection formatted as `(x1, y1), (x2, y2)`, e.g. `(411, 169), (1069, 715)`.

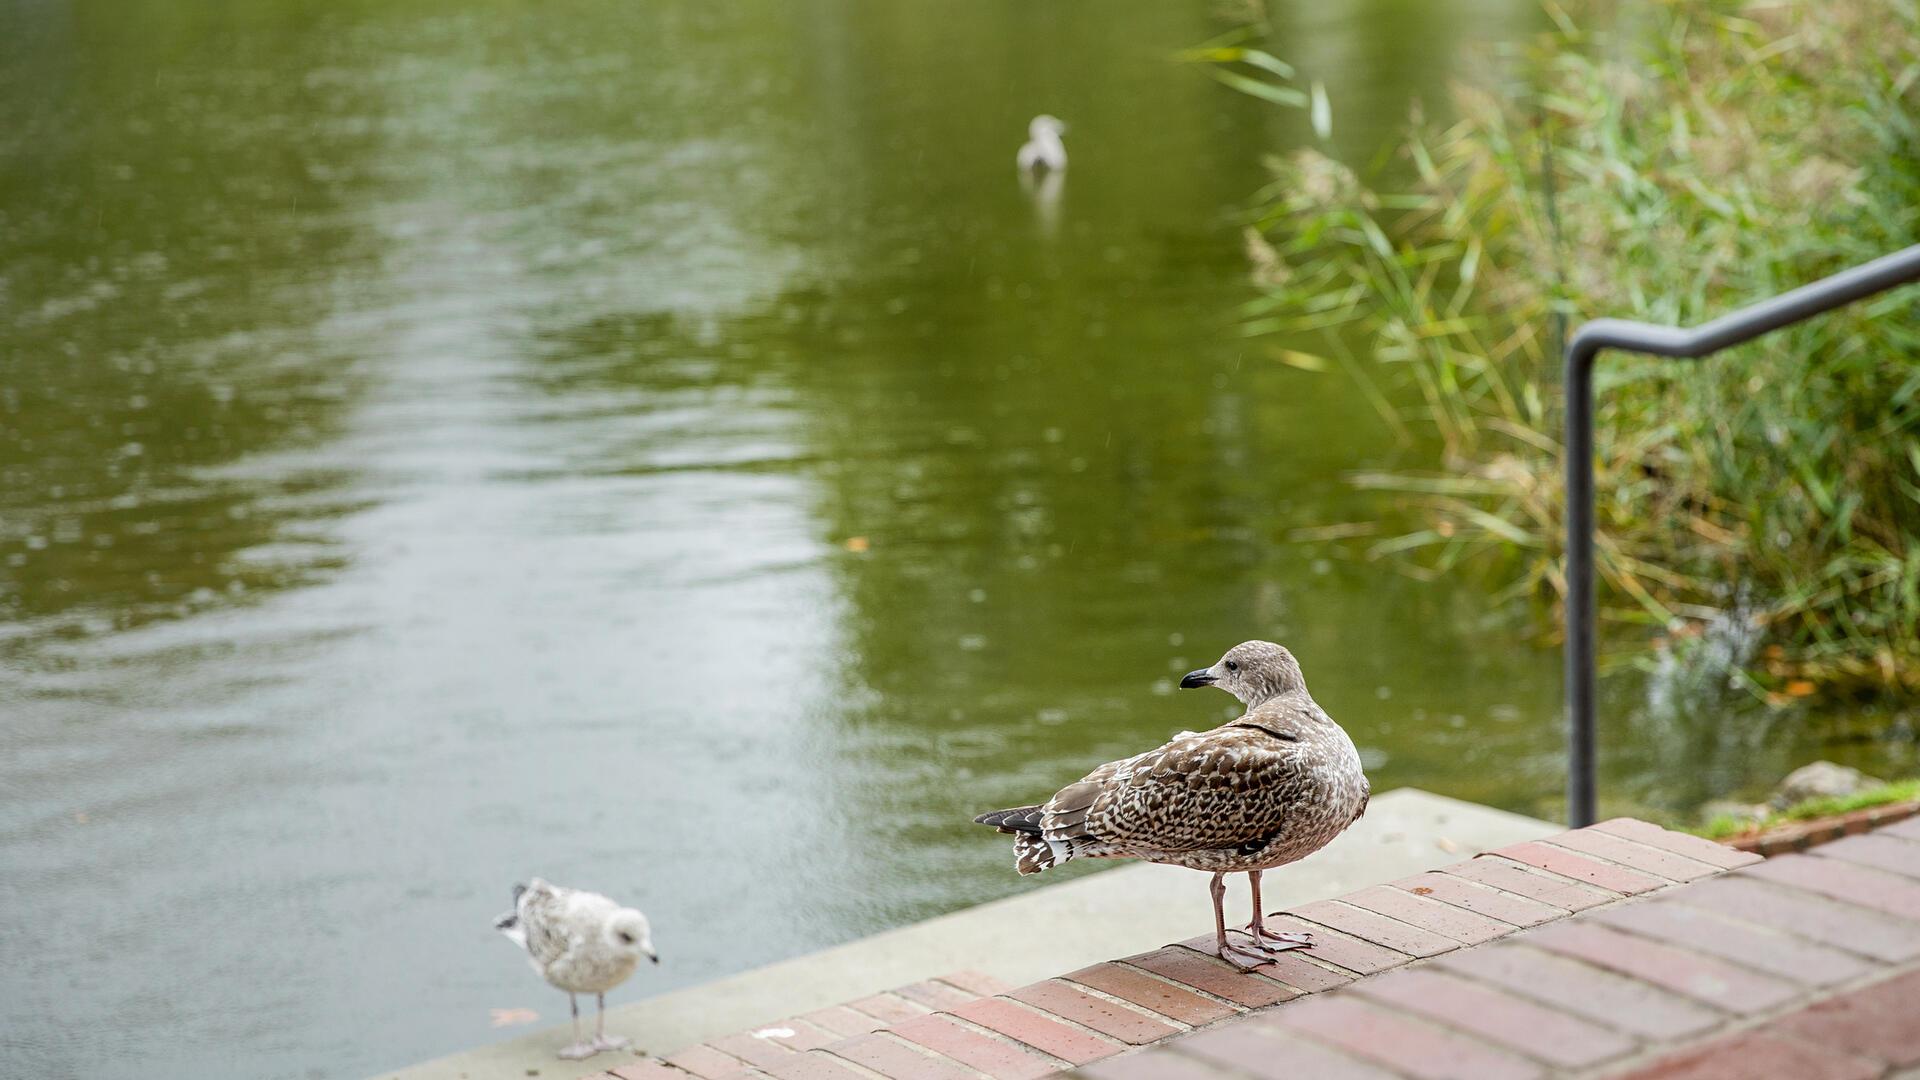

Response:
(1240, 0), (1920, 697)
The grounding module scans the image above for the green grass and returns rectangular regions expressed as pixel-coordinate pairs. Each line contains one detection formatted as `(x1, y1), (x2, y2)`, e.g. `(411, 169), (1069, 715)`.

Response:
(1695, 777), (1920, 839)
(1230, 0), (1920, 696)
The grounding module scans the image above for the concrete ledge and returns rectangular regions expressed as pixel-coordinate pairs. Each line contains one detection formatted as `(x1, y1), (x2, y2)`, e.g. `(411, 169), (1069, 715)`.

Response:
(378, 789), (1554, 1080)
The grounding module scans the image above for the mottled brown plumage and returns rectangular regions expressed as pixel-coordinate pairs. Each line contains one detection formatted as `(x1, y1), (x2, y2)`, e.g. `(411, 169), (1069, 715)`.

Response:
(975, 641), (1368, 970)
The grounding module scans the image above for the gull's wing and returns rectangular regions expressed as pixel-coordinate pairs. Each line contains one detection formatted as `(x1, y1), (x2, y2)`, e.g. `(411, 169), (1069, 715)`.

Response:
(1038, 724), (1312, 853)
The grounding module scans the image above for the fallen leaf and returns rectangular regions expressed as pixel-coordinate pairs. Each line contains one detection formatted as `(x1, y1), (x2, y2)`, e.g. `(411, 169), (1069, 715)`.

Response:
(1435, 836), (1459, 854)
(490, 1008), (540, 1028)
(1410, 886), (1433, 896)
(843, 536), (870, 553)
(1785, 680), (1817, 697)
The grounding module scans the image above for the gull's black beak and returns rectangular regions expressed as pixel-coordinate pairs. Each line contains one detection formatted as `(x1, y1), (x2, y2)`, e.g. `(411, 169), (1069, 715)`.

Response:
(1179, 669), (1215, 689)
(650, 953), (661, 965)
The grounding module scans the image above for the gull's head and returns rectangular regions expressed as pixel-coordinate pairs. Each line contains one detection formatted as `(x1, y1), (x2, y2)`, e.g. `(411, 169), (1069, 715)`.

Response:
(608, 908), (658, 965)
(1180, 640), (1305, 706)
(1029, 114), (1067, 139)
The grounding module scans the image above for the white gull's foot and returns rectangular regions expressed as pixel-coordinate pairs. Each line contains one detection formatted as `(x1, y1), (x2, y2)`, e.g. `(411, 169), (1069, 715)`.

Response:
(557, 1041), (600, 1060)
(592, 1034), (631, 1052)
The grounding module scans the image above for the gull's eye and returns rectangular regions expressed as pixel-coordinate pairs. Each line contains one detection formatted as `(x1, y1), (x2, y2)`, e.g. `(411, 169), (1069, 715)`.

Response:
(1225, 660), (1239, 672)
(617, 932), (635, 944)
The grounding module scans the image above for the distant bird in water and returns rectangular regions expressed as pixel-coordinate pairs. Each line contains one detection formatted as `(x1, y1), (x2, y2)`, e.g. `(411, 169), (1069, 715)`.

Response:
(495, 878), (658, 1059)
(1016, 114), (1068, 174)
(975, 641), (1368, 971)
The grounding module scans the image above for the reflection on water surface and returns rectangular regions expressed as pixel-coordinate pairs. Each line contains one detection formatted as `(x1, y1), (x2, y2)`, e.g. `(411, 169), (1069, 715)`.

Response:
(7, 2), (1910, 1077)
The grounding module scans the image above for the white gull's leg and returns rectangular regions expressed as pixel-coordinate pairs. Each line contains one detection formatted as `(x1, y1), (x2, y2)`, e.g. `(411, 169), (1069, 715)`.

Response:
(557, 993), (598, 1059)
(591, 991), (630, 1052)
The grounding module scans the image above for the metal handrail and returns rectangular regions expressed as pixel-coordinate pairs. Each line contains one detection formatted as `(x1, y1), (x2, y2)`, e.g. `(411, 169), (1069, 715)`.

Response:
(1565, 243), (1920, 827)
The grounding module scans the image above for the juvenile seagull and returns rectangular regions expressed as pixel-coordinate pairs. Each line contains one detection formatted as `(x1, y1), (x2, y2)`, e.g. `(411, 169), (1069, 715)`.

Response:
(1016, 114), (1068, 173)
(494, 878), (658, 1059)
(975, 641), (1368, 971)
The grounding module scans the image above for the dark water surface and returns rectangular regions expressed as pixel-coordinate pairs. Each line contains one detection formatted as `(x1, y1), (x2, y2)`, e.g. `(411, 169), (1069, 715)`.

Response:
(6, 2), (1915, 1078)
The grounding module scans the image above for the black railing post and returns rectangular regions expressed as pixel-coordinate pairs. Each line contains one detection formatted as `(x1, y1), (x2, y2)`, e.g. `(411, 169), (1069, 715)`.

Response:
(1562, 244), (1920, 827)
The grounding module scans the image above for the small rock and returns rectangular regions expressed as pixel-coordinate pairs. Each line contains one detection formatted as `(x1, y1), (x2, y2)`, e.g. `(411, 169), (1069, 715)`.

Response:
(1699, 799), (1769, 827)
(1771, 761), (1884, 809)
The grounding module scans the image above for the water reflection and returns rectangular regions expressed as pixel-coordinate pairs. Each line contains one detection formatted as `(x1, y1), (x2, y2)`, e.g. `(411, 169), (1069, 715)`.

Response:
(0, 2), (1640, 1078)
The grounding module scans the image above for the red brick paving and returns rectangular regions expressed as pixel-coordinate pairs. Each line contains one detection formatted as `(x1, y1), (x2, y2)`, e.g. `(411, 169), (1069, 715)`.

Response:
(1521, 921), (1801, 1013)
(1288, 898), (1465, 957)
(1613, 1030), (1882, 1080)
(1118, 947), (1299, 1008)
(1006, 980), (1182, 1045)
(817, 1033), (977, 1080)
(1269, 994), (1545, 1080)
(1742, 853), (1920, 921)
(1441, 854), (1618, 911)
(1813, 833), (1920, 880)
(1389, 870), (1565, 926)
(1589, 818), (1763, 870)
(1341, 882), (1517, 943)
(949, 995), (1120, 1065)
(587, 817), (1920, 1080)
(1586, 897), (1875, 986)
(890, 1013), (1062, 1079)
(1545, 827), (1725, 882)
(1433, 943), (1724, 1040)
(1493, 841), (1669, 894)
(1773, 969), (1920, 1068)
(1169, 1023), (1405, 1079)
(1349, 966), (1637, 1069)
(1063, 962), (1238, 1025)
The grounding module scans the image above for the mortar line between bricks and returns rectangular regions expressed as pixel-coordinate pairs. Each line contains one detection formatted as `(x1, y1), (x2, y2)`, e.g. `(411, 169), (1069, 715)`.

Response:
(1165, 939), (1356, 992)
(1715, 868), (1920, 940)
(1534, 837), (1696, 885)
(987, 993), (1135, 1048)
(1314, 895), (1490, 948)
(1554, 959), (1920, 1079)
(1105, 959), (1260, 1014)
(934, 1010), (1081, 1070)
(820, 1031), (991, 1080)
(1432, 936), (1743, 1030)
(1039, 976), (1199, 1032)
(1338, 968), (1636, 1072)
(1352, 883), (1533, 937)
(1650, 887), (1918, 964)
(1567, 900), (1897, 986)
(804, 1048), (897, 1080)
(1234, 1004), (1437, 1079)
(1254, 916), (1416, 972)
(1397, 871), (1575, 920)
(1466, 853), (1648, 896)
(1555, 831), (1726, 877)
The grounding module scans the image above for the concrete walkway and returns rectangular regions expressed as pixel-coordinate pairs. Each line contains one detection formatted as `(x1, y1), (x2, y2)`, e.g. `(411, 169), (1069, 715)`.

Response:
(380, 789), (1552, 1080)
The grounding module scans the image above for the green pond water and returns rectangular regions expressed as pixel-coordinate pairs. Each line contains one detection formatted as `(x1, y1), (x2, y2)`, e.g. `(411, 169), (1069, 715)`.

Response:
(5, 2), (1917, 1077)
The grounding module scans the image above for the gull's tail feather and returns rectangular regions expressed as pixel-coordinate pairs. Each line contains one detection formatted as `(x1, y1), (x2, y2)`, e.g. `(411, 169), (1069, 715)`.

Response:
(974, 805), (1073, 875)
(974, 805), (1045, 833)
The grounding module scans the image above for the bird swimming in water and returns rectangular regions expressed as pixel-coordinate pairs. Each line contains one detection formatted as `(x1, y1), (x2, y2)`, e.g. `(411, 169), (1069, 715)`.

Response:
(975, 641), (1368, 971)
(494, 878), (658, 1059)
(1016, 114), (1068, 174)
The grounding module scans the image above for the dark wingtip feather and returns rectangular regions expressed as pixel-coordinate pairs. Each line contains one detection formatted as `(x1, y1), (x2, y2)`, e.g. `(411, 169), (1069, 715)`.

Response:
(974, 805), (1046, 834)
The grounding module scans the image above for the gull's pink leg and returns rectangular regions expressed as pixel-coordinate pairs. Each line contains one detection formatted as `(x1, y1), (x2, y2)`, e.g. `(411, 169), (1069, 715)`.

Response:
(1242, 871), (1313, 954)
(1211, 872), (1273, 971)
